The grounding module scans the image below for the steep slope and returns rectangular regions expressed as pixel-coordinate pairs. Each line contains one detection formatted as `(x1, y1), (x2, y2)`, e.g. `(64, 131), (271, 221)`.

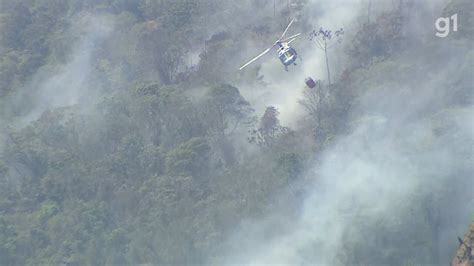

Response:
(452, 222), (474, 266)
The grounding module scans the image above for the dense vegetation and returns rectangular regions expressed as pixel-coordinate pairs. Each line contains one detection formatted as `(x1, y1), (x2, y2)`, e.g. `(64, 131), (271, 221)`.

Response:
(0, 0), (472, 265)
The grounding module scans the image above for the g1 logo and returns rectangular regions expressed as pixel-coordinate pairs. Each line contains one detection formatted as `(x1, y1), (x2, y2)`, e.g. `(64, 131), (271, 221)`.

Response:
(435, 14), (458, 38)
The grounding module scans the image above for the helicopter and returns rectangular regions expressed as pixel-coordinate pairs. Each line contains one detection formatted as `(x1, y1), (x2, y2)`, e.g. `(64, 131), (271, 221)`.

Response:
(239, 18), (301, 71)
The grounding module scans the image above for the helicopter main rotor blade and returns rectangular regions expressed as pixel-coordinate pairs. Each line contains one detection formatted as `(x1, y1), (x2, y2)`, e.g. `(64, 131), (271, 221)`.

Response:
(281, 18), (295, 39)
(239, 47), (271, 70)
(281, 33), (301, 43)
(287, 37), (300, 45)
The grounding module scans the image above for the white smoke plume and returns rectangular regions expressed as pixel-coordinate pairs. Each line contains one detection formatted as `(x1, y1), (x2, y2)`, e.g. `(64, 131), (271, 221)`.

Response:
(222, 70), (473, 265)
(219, 1), (473, 264)
(18, 13), (114, 125)
(236, 0), (366, 126)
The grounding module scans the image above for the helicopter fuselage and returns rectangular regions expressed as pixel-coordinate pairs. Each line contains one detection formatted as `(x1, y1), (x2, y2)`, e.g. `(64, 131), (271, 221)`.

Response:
(239, 19), (300, 71)
(277, 45), (298, 66)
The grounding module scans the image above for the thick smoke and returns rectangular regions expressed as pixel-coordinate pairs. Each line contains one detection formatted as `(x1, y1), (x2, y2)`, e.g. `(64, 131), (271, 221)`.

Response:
(222, 70), (473, 265)
(219, 1), (473, 264)
(0, 1), (470, 264)
(236, 0), (366, 125)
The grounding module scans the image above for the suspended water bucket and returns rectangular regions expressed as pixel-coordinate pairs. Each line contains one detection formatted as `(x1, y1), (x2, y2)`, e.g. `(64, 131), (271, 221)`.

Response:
(305, 77), (316, 88)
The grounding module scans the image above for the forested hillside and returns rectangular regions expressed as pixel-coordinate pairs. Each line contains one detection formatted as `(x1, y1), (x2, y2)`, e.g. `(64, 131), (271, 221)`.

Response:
(0, 0), (472, 265)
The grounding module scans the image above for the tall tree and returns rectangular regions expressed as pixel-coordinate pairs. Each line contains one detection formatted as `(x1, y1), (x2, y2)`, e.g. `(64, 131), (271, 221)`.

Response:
(249, 106), (289, 147)
(204, 84), (252, 137)
(309, 27), (344, 84)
